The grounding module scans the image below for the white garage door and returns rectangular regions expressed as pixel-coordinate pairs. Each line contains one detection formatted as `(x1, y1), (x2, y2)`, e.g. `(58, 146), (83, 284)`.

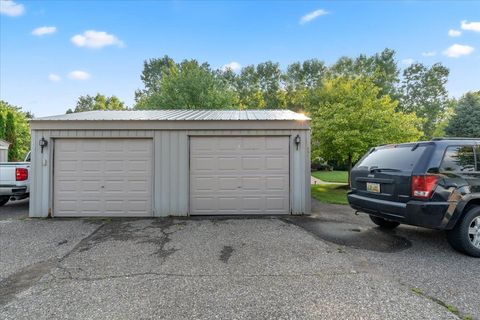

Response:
(54, 139), (153, 217)
(190, 136), (290, 215)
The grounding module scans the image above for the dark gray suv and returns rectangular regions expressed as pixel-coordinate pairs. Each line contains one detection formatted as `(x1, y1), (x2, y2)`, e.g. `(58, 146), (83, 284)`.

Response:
(348, 138), (480, 257)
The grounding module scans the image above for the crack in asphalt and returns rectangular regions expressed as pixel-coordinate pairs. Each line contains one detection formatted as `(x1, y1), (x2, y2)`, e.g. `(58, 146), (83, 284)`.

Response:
(411, 287), (476, 320)
(52, 270), (365, 282)
(0, 222), (106, 308)
(0, 219), (185, 308)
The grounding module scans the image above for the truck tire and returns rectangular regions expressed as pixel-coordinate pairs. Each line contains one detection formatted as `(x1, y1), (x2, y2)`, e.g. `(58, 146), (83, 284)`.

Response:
(369, 215), (400, 229)
(446, 206), (480, 258)
(0, 196), (9, 206)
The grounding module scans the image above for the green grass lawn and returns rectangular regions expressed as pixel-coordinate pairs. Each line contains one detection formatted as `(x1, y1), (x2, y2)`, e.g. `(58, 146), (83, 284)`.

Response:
(311, 184), (349, 205)
(311, 170), (348, 183)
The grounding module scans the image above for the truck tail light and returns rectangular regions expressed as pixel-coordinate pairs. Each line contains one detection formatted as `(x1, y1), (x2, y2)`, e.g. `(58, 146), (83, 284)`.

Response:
(16, 168), (28, 181)
(411, 175), (438, 199)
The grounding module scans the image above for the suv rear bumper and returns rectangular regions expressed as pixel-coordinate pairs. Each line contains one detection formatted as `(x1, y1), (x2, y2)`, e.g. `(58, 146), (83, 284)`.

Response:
(347, 193), (451, 230)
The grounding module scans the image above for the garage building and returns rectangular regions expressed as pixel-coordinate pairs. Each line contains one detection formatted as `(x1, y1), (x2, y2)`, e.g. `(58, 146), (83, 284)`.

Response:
(29, 110), (310, 217)
(0, 139), (10, 162)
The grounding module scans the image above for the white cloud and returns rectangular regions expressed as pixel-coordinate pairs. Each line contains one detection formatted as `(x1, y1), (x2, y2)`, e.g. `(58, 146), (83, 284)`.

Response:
(401, 58), (415, 66)
(421, 51), (437, 57)
(48, 74), (61, 82)
(461, 20), (480, 32)
(443, 44), (475, 58)
(448, 29), (462, 37)
(32, 26), (57, 36)
(67, 70), (90, 80)
(300, 9), (329, 25)
(221, 61), (242, 72)
(0, 0), (24, 16)
(71, 30), (124, 49)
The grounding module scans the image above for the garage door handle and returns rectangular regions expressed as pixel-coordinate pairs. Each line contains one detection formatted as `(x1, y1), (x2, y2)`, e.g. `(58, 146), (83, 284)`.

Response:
(101, 186), (105, 189)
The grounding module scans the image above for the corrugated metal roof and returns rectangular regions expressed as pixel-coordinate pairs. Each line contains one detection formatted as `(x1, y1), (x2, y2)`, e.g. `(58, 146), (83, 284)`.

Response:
(32, 110), (310, 121)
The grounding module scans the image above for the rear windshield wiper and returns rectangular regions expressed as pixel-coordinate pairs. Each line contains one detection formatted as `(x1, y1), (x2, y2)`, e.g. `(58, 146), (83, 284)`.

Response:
(369, 167), (402, 173)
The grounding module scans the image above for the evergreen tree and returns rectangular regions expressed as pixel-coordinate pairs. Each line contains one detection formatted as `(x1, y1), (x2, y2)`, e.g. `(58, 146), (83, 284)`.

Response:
(5, 112), (18, 161)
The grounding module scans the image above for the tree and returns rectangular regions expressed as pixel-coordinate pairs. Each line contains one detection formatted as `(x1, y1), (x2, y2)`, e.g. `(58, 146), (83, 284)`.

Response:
(285, 59), (326, 111)
(139, 55), (176, 94)
(255, 61), (286, 109)
(0, 113), (5, 140)
(445, 91), (480, 138)
(68, 94), (126, 113)
(0, 101), (31, 161)
(432, 98), (456, 138)
(399, 63), (449, 139)
(5, 112), (18, 161)
(308, 76), (422, 179)
(235, 65), (265, 109)
(135, 59), (237, 110)
(329, 48), (400, 98)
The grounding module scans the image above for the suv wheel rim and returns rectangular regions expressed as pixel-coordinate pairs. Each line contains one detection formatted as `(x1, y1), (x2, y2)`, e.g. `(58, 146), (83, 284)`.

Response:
(468, 217), (480, 249)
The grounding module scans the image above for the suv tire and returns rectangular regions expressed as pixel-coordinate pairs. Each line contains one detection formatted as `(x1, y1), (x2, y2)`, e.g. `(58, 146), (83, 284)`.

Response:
(446, 206), (480, 258)
(369, 215), (400, 229)
(0, 196), (9, 207)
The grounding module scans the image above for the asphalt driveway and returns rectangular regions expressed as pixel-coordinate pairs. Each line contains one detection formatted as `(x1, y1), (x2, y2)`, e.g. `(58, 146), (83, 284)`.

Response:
(0, 199), (478, 320)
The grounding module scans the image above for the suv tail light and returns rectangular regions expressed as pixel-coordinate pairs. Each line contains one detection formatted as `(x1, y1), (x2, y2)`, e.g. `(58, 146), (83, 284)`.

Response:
(16, 168), (28, 181)
(411, 175), (438, 199)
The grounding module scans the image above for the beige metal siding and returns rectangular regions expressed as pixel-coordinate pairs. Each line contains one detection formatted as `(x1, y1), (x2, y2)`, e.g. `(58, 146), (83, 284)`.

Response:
(0, 150), (7, 162)
(154, 131), (189, 216)
(29, 128), (310, 218)
(53, 139), (153, 217)
(190, 136), (290, 215)
(290, 130), (311, 215)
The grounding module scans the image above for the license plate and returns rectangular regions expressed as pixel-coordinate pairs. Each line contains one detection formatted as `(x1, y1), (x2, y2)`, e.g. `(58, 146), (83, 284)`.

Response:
(366, 182), (381, 193)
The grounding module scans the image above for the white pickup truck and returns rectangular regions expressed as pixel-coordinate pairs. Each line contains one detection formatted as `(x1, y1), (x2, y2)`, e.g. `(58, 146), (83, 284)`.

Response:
(0, 151), (31, 206)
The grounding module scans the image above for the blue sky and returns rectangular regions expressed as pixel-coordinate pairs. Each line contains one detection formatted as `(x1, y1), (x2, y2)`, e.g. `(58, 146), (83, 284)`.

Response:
(1, 0), (479, 117)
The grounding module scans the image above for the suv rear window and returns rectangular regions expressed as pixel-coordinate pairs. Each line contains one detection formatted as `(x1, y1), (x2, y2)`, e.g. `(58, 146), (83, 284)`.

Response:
(440, 146), (476, 172)
(356, 145), (427, 172)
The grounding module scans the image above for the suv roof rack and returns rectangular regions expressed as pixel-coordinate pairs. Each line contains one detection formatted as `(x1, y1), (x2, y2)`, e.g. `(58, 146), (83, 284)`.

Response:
(431, 137), (480, 141)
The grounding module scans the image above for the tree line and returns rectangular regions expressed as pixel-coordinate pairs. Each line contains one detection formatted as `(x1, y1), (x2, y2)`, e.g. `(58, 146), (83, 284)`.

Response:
(2, 48), (478, 166)
(68, 48), (479, 168)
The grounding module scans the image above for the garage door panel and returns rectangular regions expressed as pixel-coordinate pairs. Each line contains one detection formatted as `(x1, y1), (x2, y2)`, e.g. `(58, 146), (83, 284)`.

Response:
(243, 197), (264, 210)
(54, 139), (153, 217)
(218, 138), (239, 150)
(128, 180), (150, 193)
(218, 197), (239, 210)
(266, 176), (288, 190)
(81, 180), (102, 192)
(241, 137), (265, 149)
(241, 157), (263, 170)
(57, 160), (77, 172)
(266, 156), (288, 170)
(266, 138), (288, 150)
(190, 136), (289, 215)
(191, 197), (216, 211)
(218, 177), (238, 191)
(218, 157), (239, 170)
(191, 157), (215, 170)
(81, 160), (103, 173)
(104, 160), (124, 173)
(242, 177), (263, 190)
(191, 176), (216, 191)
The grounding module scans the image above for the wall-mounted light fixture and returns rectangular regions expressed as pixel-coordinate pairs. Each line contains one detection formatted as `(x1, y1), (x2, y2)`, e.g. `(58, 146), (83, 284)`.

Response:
(294, 134), (301, 150)
(39, 137), (48, 154)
